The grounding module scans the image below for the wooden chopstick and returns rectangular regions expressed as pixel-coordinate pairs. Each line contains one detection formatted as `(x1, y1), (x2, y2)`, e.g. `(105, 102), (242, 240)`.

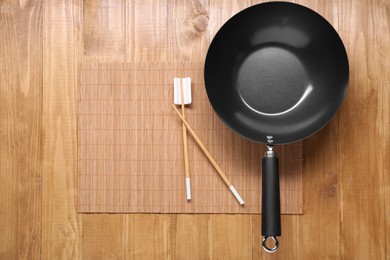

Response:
(171, 104), (244, 205)
(179, 78), (191, 200)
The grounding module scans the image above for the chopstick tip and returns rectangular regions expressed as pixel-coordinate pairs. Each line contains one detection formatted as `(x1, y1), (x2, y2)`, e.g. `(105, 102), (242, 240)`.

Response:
(230, 185), (245, 206)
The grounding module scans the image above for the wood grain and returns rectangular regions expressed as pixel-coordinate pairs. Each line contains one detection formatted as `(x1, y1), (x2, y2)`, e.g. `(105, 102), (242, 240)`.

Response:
(297, 120), (341, 259)
(127, 0), (168, 62)
(167, 214), (211, 259)
(167, 0), (209, 61)
(338, 0), (387, 258)
(210, 215), (252, 259)
(1, 0), (389, 259)
(126, 214), (168, 259)
(83, 0), (126, 62)
(0, 1), (42, 259)
(82, 214), (126, 259)
(384, 1), (390, 256)
(42, 0), (82, 258)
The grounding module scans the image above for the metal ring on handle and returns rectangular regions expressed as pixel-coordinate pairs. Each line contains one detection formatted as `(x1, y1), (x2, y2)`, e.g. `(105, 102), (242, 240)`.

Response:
(262, 236), (279, 253)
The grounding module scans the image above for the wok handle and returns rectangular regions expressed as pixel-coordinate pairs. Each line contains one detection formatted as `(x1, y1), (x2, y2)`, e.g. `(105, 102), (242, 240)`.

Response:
(261, 151), (281, 253)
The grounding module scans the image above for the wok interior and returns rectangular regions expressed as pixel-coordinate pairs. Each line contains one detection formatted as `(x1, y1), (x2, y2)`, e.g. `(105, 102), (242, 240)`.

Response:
(205, 2), (349, 144)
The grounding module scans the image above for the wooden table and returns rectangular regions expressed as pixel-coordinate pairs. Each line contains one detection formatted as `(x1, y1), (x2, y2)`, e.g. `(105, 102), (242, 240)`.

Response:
(1, 0), (389, 259)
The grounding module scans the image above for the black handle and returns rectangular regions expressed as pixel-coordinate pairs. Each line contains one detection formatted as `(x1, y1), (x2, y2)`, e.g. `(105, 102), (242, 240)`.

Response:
(261, 155), (281, 252)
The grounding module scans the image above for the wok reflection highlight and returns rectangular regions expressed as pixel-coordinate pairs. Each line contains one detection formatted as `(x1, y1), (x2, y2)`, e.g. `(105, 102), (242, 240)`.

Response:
(251, 25), (311, 48)
(242, 85), (313, 116)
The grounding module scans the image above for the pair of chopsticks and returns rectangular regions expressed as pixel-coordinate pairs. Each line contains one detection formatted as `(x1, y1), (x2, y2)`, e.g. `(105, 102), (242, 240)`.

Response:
(174, 78), (192, 200)
(173, 79), (244, 205)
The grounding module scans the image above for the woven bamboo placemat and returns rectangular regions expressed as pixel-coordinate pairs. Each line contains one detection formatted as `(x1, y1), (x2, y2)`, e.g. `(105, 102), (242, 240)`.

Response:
(78, 62), (303, 213)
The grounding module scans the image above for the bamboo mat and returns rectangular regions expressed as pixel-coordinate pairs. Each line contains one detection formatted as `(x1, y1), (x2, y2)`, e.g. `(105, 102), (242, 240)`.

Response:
(78, 62), (303, 214)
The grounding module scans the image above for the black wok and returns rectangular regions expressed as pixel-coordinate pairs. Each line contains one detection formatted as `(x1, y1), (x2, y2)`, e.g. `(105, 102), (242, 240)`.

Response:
(204, 2), (348, 252)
